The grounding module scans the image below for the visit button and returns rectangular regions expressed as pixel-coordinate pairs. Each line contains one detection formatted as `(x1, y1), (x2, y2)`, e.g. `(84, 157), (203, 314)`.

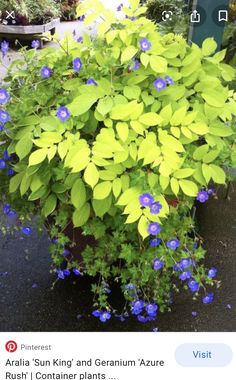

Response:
(175, 344), (233, 367)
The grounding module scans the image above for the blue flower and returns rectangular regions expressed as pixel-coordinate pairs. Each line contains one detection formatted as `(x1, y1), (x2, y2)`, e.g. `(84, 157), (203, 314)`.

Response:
(1, 40), (9, 58)
(188, 279), (200, 292)
(173, 262), (182, 271)
(147, 222), (161, 235)
(72, 57), (82, 72)
(153, 78), (167, 91)
(179, 270), (192, 281)
(196, 191), (209, 203)
(125, 283), (136, 290)
(202, 292), (214, 304)
(131, 300), (144, 315)
(63, 269), (71, 276)
(62, 249), (70, 257)
(0, 88), (10, 104)
(137, 315), (148, 323)
(0, 159), (6, 169)
(131, 59), (140, 71)
(208, 188), (215, 195)
(99, 311), (111, 323)
(56, 106), (70, 122)
(153, 258), (164, 270)
(167, 239), (180, 251)
(192, 311), (197, 317)
(153, 327), (159, 332)
(139, 193), (154, 207)
(150, 201), (162, 214)
(3, 150), (11, 161)
(76, 37), (83, 43)
(3, 204), (11, 215)
(92, 310), (102, 317)
(150, 237), (161, 247)
(0, 109), (11, 124)
(208, 267), (217, 278)
(179, 258), (191, 269)
(22, 226), (33, 236)
(139, 38), (151, 51)
(31, 40), (40, 49)
(165, 75), (174, 85)
(72, 268), (81, 276)
(86, 78), (97, 86)
(41, 66), (52, 78)
(117, 3), (123, 11)
(146, 303), (158, 316)
(57, 269), (65, 280)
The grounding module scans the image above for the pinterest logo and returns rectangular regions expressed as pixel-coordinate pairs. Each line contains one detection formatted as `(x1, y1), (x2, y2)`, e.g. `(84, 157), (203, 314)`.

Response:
(5, 341), (18, 353)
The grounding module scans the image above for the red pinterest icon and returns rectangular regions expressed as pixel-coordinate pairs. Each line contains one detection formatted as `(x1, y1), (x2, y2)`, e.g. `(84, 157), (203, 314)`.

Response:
(5, 341), (18, 353)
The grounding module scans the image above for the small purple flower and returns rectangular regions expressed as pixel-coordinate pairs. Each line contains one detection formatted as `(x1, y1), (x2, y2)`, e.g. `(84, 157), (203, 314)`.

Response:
(192, 311), (198, 317)
(1, 40), (9, 58)
(3, 204), (11, 215)
(7, 210), (17, 217)
(188, 279), (200, 293)
(0, 88), (10, 104)
(137, 315), (148, 323)
(0, 109), (11, 124)
(208, 267), (217, 278)
(202, 292), (214, 304)
(125, 283), (136, 290)
(41, 66), (52, 78)
(139, 38), (151, 51)
(131, 59), (140, 71)
(86, 78), (97, 86)
(167, 239), (180, 251)
(208, 188), (215, 195)
(179, 258), (192, 269)
(76, 36), (83, 43)
(62, 249), (70, 256)
(193, 242), (198, 249)
(165, 75), (174, 85)
(32, 283), (38, 288)
(150, 237), (161, 247)
(153, 78), (167, 91)
(56, 106), (70, 122)
(147, 222), (161, 236)
(226, 304), (232, 309)
(117, 3), (123, 11)
(92, 310), (102, 317)
(153, 327), (159, 332)
(131, 300), (144, 315)
(146, 303), (158, 317)
(139, 193), (154, 207)
(150, 201), (162, 214)
(57, 269), (65, 280)
(0, 159), (6, 169)
(197, 191), (209, 203)
(31, 40), (40, 49)
(173, 262), (182, 271)
(7, 168), (14, 176)
(153, 258), (164, 270)
(72, 57), (82, 72)
(63, 269), (71, 276)
(22, 226), (33, 236)
(179, 270), (192, 281)
(72, 268), (81, 276)
(99, 311), (111, 323)
(3, 150), (11, 161)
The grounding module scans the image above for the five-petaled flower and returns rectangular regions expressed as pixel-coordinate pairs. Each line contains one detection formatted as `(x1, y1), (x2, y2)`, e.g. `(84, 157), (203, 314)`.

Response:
(188, 279), (200, 292)
(41, 66), (52, 78)
(148, 222), (161, 235)
(202, 292), (214, 304)
(0, 88), (10, 104)
(150, 237), (161, 247)
(31, 40), (40, 49)
(22, 226), (33, 236)
(208, 267), (217, 278)
(167, 239), (180, 250)
(57, 106), (70, 122)
(73, 57), (82, 72)
(153, 259), (164, 270)
(139, 38), (151, 51)
(150, 201), (162, 214)
(153, 78), (167, 91)
(139, 193), (154, 207)
(86, 78), (97, 86)
(196, 191), (209, 203)
(0, 109), (11, 125)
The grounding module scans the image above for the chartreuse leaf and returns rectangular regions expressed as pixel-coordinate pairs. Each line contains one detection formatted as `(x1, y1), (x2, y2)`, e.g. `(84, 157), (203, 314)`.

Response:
(16, 137), (33, 160)
(179, 180), (198, 196)
(170, 106), (187, 126)
(93, 181), (112, 199)
(84, 162), (99, 189)
(209, 164), (226, 184)
(124, 86), (141, 100)
(138, 215), (149, 239)
(71, 179), (86, 209)
(174, 168), (195, 179)
(202, 164), (212, 183)
(125, 208), (142, 224)
(73, 203), (90, 227)
(68, 94), (98, 116)
(159, 131), (184, 152)
(117, 187), (140, 206)
(159, 175), (170, 191)
(150, 55), (167, 73)
(121, 46), (138, 63)
(116, 122), (129, 142)
(202, 38), (217, 56)
(42, 194), (57, 217)
(92, 194), (112, 218)
(10, 173), (24, 193)
(170, 178), (179, 196)
(193, 145), (209, 161)
(188, 122), (209, 135)
(112, 178), (122, 198)
(139, 112), (162, 126)
(97, 97), (113, 116)
(29, 148), (48, 166)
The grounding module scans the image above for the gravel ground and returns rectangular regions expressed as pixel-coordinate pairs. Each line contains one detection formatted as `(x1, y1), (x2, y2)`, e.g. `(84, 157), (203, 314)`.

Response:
(0, 185), (235, 332)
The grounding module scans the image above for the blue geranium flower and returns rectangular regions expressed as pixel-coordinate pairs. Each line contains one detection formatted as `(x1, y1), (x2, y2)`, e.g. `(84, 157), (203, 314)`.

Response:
(179, 258), (192, 269)
(99, 311), (111, 323)
(117, 3), (123, 11)
(63, 269), (70, 276)
(72, 57), (82, 72)
(196, 191), (209, 203)
(165, 75), (174, 85)
(150, 201), (162, 214)
(147, 222), (161, 235)
(1, 40), (9, 58)
(139, 38), (151, 51)
(150, 237), (161, 247)
(92, 310), (102, 317)
(0, 159), (6, 169)
(179, 270), (192, 281)
(125, 283), (136, 290)
(86, 78), (97, 86)
(139, 193), (154, 207)
(22, 226), (33, 236)
(153, 78), (167, 91)
(146, 303), (158, 317)
(0, 109), (11, 124)
(0, 88), (10, 104)
(76, 36), (83, 43)
(202, 293), (214, 304)
(131, 300), (144, 315)
(188, 279), (200, 292)
(3, 150), (11, 161)
(208, 267), (217, 278)
(72, 268), (81, 276)
(31, 40), (40, 49)
(41, 66), (52, 78)
(167, 239), (180, 251)
(56, 106), (70, 122)
(57, 269), (65, 280)
(153, 259), (164, 270)
(131, 59), (140, 71)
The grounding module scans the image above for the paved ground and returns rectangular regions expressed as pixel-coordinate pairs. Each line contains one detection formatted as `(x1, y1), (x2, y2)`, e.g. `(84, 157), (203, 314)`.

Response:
(0, 185), (235, 332)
